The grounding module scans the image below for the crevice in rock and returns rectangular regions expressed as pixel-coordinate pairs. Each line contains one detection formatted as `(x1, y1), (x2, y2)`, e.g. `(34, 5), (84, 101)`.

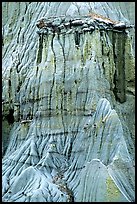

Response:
(5, 108), (14, 124)
(36, 33), (44, 64)
(112, 32), (126, 103)
(52, 171), (74, 202)
(74, 30), (80, 48)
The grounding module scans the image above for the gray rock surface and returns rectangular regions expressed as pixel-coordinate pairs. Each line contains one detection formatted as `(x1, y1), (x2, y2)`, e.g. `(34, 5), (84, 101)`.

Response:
(2, 2), (135, 202)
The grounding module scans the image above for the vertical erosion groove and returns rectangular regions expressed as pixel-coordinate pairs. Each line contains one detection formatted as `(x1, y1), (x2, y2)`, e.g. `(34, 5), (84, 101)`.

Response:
(112, 32), (126, 103)
(36, 33), (44, 64)
(74, 30), (80, 48)
(49, 33), (56, 119)
(57, 33), (66, 132)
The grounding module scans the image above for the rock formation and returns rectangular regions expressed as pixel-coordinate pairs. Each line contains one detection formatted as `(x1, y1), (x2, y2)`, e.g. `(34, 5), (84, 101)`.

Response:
(2, 2), (135, 202)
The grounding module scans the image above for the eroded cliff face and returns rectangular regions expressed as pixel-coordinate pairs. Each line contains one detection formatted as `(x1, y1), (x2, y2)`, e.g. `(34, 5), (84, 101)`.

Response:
(2, 2), (135, 202)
